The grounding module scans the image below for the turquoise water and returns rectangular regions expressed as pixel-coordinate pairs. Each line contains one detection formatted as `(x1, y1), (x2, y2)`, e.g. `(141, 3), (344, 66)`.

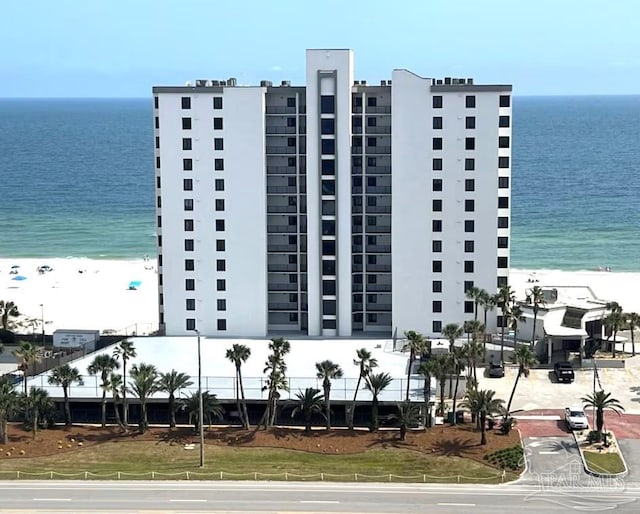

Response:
(0, 96), (639, 269)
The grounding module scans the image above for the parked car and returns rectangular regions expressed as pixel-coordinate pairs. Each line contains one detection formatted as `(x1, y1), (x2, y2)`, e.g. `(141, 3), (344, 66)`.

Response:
(488, 362), (505, 378)
(564, 406), (589, 430)
(554, 361), (575, 383)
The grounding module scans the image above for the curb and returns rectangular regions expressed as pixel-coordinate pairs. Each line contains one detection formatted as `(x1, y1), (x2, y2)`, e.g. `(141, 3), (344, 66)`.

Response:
(506, 427), (528, 485)
(572, 429), (629, 478)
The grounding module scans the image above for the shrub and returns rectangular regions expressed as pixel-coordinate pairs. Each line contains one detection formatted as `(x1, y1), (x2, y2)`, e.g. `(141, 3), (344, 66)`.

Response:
(484, 445), (524, 470)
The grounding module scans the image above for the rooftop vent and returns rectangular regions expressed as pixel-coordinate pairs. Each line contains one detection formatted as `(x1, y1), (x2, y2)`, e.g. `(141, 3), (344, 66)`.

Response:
(228, 77), (237, 87)
(260, 80), (272, 87)
(212, 80), (220, 86)
(467, 78), (474, 84)
(281, 80), (291, 87)
(195, 79), (207, 87)
(444, 77), (452, 85)
(354, 80), (360, 85)
(380, 80), (386, 86)
(361, 80), (367, 86)
(436, 79), (443, 85)
(220, 80), (227, 86)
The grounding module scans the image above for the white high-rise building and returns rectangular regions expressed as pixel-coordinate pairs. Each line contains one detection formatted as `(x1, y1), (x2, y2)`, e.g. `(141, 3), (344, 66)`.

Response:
(153, 49), (512, 338)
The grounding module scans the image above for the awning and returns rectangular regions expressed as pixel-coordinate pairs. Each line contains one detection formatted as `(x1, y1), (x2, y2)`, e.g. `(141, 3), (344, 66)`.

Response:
(543, 309), (587, 337)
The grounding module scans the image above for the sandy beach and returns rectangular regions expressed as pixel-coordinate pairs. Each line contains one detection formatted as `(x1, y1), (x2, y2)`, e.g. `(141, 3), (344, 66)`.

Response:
(1, 259), (639, 337)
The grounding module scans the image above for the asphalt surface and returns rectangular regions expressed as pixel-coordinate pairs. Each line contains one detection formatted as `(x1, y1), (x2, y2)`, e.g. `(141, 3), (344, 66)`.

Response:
(0, 480), (638, 513)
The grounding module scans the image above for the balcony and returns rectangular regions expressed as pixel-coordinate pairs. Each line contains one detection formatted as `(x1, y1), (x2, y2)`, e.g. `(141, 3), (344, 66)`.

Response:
(365, 105), (391, 114)
(366, 264), (392, 272)
(268, 224), (297, 233)
(351, 146), (363, 154)
(366, 225), (391, 234)
(352, 126), (362, 134)
(366, 165), (391, 174)
(352, 166), (362, 175)
(366, 186), (391, 194)
(365, 126), (391, 134)
(269, 302), (299, 311)
(352, 264), (363, 272)
(266, 106), (296, 114)
(365, 205), (391, 214)
(366, 244), (391, 252)
(268, 263), (297, 272)
(352, 205), (363, 214)
(267, 205), (297, 213)
(267, 244), (298, 252)
(267, 186), (298, 194)
(266, 146), (296, 155)
(366, 146), (391, 155)
(352, 303), (363, 311)
(266, 126), (297, 135)
(268, 283), (298, 291)
(367, 284), (392, 292)
(267, 166), (297, 175)
(367, 303), (392, 311)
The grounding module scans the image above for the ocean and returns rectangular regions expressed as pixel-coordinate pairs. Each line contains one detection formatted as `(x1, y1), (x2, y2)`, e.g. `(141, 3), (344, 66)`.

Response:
(0, 96), (639, 270)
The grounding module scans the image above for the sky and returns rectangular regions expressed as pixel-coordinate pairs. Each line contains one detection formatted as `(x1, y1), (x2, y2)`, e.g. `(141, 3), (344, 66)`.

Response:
(1, 0), (639, 97)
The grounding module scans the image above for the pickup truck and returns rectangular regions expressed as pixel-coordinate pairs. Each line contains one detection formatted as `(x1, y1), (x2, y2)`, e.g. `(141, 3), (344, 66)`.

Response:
(565, 406), (589, 430)
(554, 361), (575, 383)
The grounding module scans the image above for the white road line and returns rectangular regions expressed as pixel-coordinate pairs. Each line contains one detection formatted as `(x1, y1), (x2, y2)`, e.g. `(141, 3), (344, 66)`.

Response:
(32, 498), (72, 501)
(169, 499), (207, 502)
(300, 500), (340, 504)
(438, 503), (476, 506)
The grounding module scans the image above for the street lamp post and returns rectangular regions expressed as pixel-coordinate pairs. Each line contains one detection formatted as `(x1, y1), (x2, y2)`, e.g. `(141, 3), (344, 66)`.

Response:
(195, 329), (204, 468)
(39, 304), (44, 345)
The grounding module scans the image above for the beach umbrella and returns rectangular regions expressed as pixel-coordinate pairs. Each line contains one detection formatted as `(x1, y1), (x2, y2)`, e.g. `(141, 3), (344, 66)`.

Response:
(12, 275), (27, 281)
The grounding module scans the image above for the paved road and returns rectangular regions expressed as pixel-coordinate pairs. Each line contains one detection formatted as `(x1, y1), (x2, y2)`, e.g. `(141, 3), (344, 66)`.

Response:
(0, 480), (638, 513)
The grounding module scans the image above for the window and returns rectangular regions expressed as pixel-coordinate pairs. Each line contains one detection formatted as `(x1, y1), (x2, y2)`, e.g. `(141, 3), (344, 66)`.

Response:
(432, 219), (442, 232)
(213, 97), (223, 109)
(156, 196), (161, 208)
(321, 160), (335, 175)
(464, 240), (475, 252)
(287, 117), (296, 128)
(499, 95), (510, 108)
(323, 280), (336, 295)
(216, 239), (225, 251)
(367, 116), (377, 127)
(433, 116), (443, 129)
(498, 236), (509, 248)
(217, 279), (226, 291)
(499, 177), (510, 188)
(213, 117), (223, 130)
(217, 259), (226, 271)
(186, 299), (195, 311)
(214, 158), (224, 171)
(432, 138), (443, 150)
(289, 312), (298, 322)
(320, 95), (335, 114)
(499, 136), (510, 148)
(432, 260), (442, 272)
(182, 118), (191, 130)
(214, 138), (223, 151)
(432, 301), (442, 313)
(156, 157), (161, 169)
(352, 135), (362, 147)
(432, 240), (442, 253)
(184, 219), (194, 231)
(466, 116), (476, 129)
(216, 219), (225, 231)
(186, 318), (196, 330)
(154, 97), (159, 109)
(498, 256), (509, 268)
(465, 199), (475, 212)
(321, 118), (335, 134)
(366, 196), (377, 207)
(366, 137), (377, 148)
(184, 199), (193, 211)
(432, 179), (442, 191)
(322, 220), (335, 236)
(465, 220), (475, 232)
(156, 176), (161, 188)
(322, 260), (336, 275)
(499, 115), (510, 128)
(185, 259), (194, 271)
(433, 320), (442, 333)
(432, 280), (442, 293)
(182, 138), (192, 151)
(288, 177), (296, 187)
(215, 179), (225, 191)
(465, 96), (476, 108)
(157, 215), (162, 227)
(323, 319), (337, 329)
(499, 156), (510, 168)
(497, 276), (508, 288)
(322, 200), (335, 215)
(498, 197), (509, 208)
(184, 239), (194, 251)
(322, 180), (335, 195)
(287, 97), (296, 108)
(432, 199), (442, 212)
(181, 97), (191, 109)
(464, 301), (474, 314)
(465, 137), (475, 150)
(214, 199), (225, 211)
(185, 279), (195, 291)
(465, 179), (475, 191)
(183, 158), (193, 171)
(217, 299), (226, 311)
(433, 158), (443, 171)
(464, 260), (474, 273)
(217, 319), (227, 331)
(321, 139), (335, 155)
(498, 217), (509, 228)
(465, 158), (475, 171)
(464, 281), (474, 293)
(322, 240), (336, 255)
(155, 116), (159, 129)
(432, 96), (443, 108)
(323, 300), (337, 315)
(155, 136), (160, 149)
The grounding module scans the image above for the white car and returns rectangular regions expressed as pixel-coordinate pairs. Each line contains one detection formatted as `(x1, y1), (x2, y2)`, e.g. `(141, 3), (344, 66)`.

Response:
(565, 406), (589, 430)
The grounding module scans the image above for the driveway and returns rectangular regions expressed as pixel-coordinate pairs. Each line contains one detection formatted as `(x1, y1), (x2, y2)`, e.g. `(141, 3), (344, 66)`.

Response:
(618, 439), (640, 484)
(521, 436), (590, 486)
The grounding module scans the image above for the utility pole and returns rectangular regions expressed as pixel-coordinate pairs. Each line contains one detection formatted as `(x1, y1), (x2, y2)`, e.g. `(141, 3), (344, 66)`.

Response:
(40, 304), (45, 345)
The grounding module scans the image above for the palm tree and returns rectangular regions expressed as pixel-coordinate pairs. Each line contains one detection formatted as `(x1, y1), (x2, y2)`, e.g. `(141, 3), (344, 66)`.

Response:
(180, 391), (224, 432)
(363, 372), (393, 432)
(225, 344), (251, 429)
(87, 354), (120, 427)
(21, 387), (53, 437)
(0, 300), (20, 330)
(128, 363), (159, 433)
(0, 376), (19, 444)
(315, 360), (343, 429)
(394, 400), (421, 440)
(627, 312), (640, 357)
(464, 319), (485, 357)
(158, 370), (193, 428)
(291, 388), (324, 433)
(478, 290), (495, 335)
(106, 372), (124, 429)
(47, 364), (83, 426)
(348, 348), (378, 430)
(604, 310), (625, 358)
(496, 285), (515, 362)
(261, 337), (290, 428)
(465, 286), (484, 321)
(528, 286), (546, 348)
(581, 391), (624, 435)
(506, 346), (538, 413)
(429, 354), (454, 417)
(403, 330), (428, 401)
(13, 341), (43, 394)
(113, 339), (137, 426)
(417, 360), (437, 428)
(442, 323), (463, 352)
(462, 389), (504, 445)
(463, 337), (484, 388)
(450, 346), (467, 425)
(510, 304), (525, 349)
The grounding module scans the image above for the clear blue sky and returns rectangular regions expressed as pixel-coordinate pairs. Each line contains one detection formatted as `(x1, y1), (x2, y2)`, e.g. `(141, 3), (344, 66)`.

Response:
(1, 0), (638, 97)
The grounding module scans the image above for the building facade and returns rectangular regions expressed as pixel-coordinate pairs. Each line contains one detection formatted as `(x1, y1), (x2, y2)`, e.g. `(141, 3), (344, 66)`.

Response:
(153, 49), (512, 338)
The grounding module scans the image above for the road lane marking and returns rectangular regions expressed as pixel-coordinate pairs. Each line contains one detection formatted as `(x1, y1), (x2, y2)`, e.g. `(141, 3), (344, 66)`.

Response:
(169, 499), (207, 502)
(32, 498), (72, 501)
(438, 503), (476, 506)
(300, 500), (340, 504)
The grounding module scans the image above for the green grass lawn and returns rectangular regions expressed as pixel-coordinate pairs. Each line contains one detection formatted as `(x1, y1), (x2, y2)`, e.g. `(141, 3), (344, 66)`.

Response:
(583, 451), (627, 475)
(0, 442), (516, 483)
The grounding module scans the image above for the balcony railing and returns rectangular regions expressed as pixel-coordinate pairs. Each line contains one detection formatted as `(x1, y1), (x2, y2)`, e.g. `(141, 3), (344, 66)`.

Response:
(267, 205), (297, 213)
(365, 105), (391, 114)
(266, 126), (297, 134)
(367, 284), (392, 292)
(268, 263), (298, 272)
(366, 303), (392, 311)
(268, 283), (298, 291)
(267, 244), (298, 252)
(266, 106), (297, 114)
(366, 225), (391, 233)
(365, 205), (391, 214)
(366, 264), (392, 272)
(269, 302), (299, 310)
(351, 146), (363, 154)
(366, 186), (392, 194)
(366, 165), (391, 174)
(267, 186), (298, 194)
(366, 244), (391, 252)
(266, 146), (296, 154)
(366, 126), (391, 134)
(366, 146), (391, 154)
(267, 166), (297, 175)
